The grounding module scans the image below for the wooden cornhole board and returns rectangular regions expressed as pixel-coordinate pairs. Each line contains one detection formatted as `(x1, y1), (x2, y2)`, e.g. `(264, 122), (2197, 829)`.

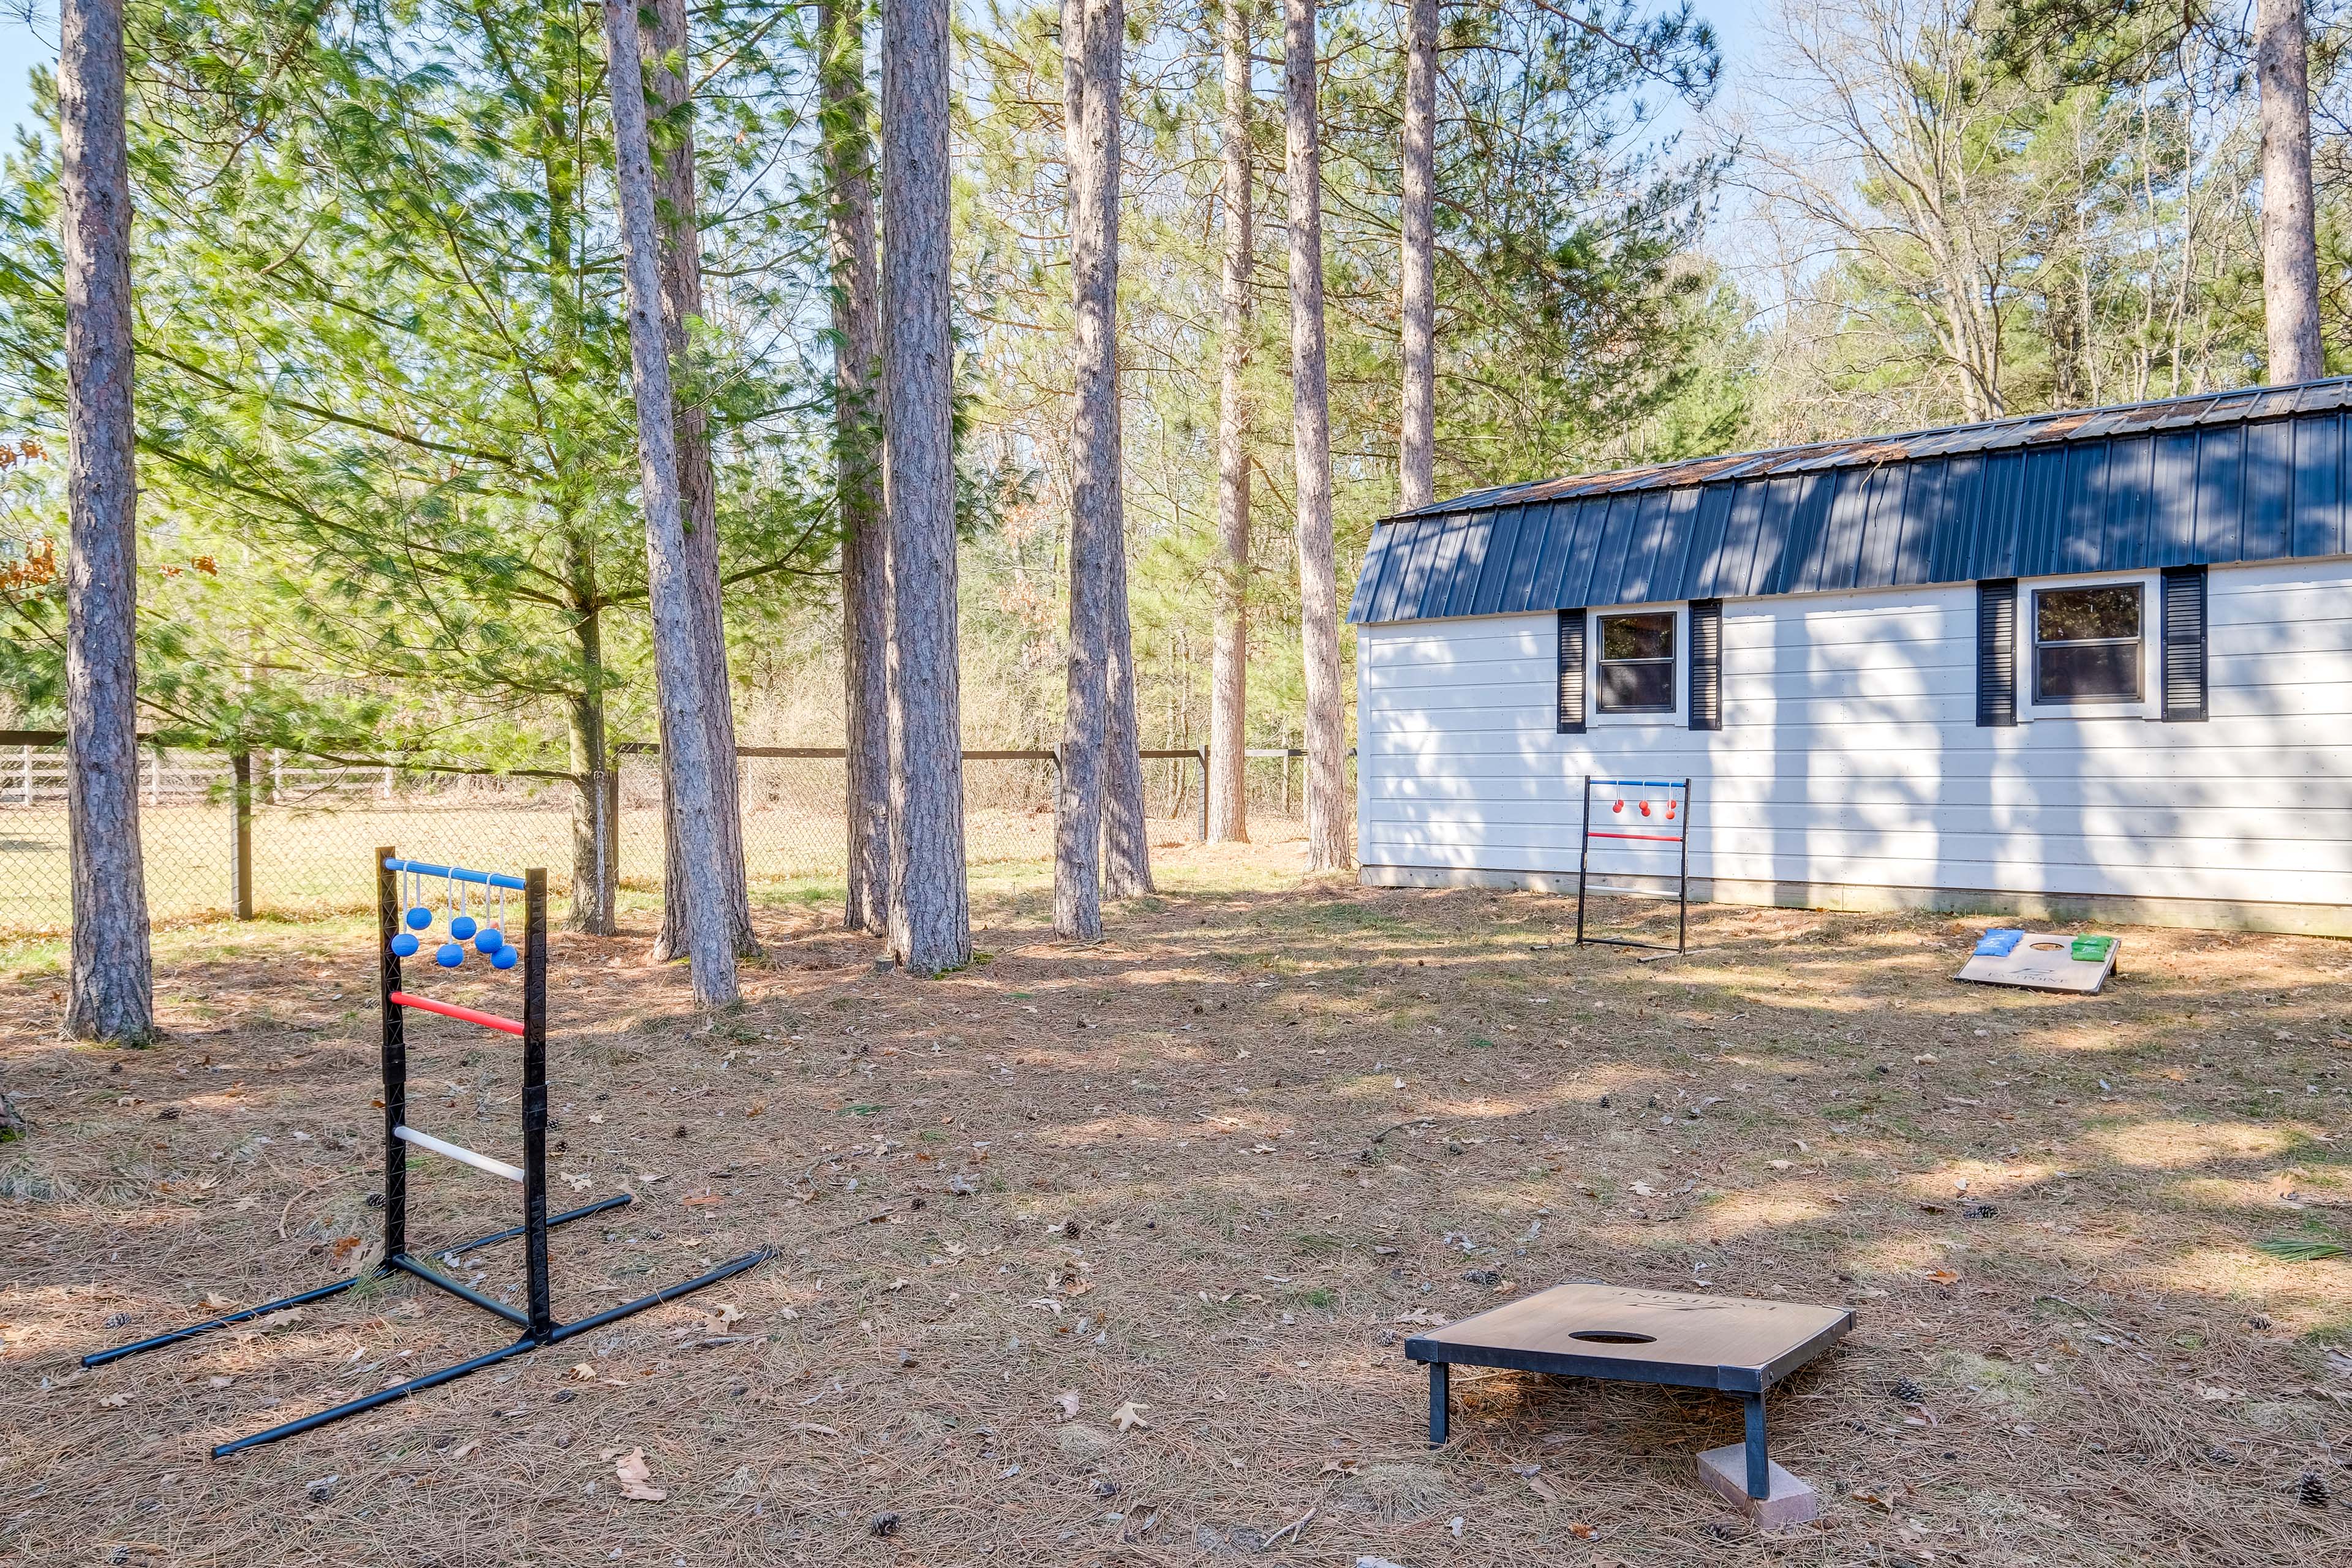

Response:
(1956, 932), (2119, 994)
(1404, 1283), (1852, 1523)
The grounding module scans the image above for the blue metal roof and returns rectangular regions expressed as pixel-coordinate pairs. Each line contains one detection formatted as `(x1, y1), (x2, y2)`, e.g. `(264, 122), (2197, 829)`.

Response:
(1348, 377), (2352, 624)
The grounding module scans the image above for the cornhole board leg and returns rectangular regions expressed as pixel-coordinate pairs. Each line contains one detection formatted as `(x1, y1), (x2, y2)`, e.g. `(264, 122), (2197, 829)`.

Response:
(1427, 1360), (1449, 1446)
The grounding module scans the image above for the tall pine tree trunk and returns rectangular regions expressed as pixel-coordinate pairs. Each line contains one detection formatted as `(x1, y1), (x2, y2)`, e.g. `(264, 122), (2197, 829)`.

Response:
(1101, 519), (1153, 895)
(2256, 0), (2324, 383)
(565, 533), (617, 934)
(881, 0), (972, 974)
(1052, 0), (1121, 940)
(1398, 0), (1436, 510)
(1284, 0), (1351, 873)
(1207, 0), (1252, 845)
(644, 0), (758, 960)
(600, 0), (739, 1006)
(59, 0), (153, 1044)
(823, 0), (889, 938)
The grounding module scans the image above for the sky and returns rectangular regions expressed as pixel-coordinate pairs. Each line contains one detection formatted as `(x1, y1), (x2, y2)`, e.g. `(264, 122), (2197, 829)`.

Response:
(0, 5), (47, 143)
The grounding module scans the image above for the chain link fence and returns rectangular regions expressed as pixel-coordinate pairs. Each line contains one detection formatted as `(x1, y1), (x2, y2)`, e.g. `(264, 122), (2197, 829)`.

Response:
(0, 734), (1291, 937)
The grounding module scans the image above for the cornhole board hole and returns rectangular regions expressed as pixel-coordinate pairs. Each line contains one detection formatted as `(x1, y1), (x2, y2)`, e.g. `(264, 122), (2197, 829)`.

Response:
(1404, 1283), (1852, 1525)
(1956, 931), (2119, 994)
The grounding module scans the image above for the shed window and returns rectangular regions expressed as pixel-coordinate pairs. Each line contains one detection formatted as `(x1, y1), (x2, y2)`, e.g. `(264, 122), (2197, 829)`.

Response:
(2034, 584), (2142, 703)
(1597, 611), (1676, 713)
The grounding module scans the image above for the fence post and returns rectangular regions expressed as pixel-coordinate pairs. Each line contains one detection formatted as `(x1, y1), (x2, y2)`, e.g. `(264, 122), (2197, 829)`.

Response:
(601, 754), (621, 925)
(1196, 748), (1208, 841)
(230, 748), (255, 919)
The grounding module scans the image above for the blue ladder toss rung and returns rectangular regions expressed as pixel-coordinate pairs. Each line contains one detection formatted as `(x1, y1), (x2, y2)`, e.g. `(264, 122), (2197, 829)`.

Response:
(382, 856), (527, 892)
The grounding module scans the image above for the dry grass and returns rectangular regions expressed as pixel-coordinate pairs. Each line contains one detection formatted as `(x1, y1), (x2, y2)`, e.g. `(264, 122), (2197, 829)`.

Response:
(4, 839), (2351, 1567)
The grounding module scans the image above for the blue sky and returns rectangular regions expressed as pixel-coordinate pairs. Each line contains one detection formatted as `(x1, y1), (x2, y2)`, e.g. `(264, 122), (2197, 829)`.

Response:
(0, 5), (48, 142)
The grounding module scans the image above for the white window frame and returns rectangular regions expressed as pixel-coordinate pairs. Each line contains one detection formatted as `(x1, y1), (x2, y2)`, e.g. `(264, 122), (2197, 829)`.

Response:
(1588, 601), (1687, 727)
(2015, 569), (2160, 722)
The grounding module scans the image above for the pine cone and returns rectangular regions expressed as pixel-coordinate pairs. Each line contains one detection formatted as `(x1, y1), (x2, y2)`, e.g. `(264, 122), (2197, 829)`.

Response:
(2298, 1472), (2329, 1509)
(1893, 1376), (1924, 1403)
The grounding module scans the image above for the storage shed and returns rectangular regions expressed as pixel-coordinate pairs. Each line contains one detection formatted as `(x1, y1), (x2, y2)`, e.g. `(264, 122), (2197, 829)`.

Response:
(1347, 379), (2352, 935)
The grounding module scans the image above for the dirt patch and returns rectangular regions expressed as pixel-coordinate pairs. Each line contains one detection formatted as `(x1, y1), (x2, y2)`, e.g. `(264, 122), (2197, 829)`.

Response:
(3, 850), (2351, 1564)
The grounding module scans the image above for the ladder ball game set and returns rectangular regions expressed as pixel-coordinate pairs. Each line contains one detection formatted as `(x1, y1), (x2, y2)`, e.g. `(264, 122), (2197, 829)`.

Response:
(83, 849), (769, 1458)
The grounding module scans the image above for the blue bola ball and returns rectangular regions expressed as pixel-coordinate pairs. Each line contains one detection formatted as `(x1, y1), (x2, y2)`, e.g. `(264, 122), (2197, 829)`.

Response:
(405, 905), (433, 931)
(390, 932), (420, 958)
(491, 946), (519, 970)
(451, 914), (478, 940)
(435, 941), (466, 968)
(475, 927), (504, 955)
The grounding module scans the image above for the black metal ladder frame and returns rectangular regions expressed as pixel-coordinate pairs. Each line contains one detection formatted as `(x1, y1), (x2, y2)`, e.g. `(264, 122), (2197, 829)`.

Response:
(1573, 775), (1692, 955)
(83, 847), (769, 1458)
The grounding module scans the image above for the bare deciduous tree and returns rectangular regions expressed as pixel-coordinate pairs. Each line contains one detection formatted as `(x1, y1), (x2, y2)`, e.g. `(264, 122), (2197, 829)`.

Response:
(1738, 0), (2049, 423)
(600, 0), (739, 1007)
(1284, 0), (1351, 873)
(822, 0), (889, 937)
(882, 0), (972, 974)
(59, 0), (153, 1044)
(1207, 0), (1253, 846)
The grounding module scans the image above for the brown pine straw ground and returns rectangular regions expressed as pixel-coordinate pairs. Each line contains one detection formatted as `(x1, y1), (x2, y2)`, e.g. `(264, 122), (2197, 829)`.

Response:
(4, 841), (2352, 1567)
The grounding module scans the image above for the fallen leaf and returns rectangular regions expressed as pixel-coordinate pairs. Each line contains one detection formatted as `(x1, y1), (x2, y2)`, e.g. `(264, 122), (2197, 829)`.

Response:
(568, 1363), (597, 1381)
(1055, 1390), (1081, 1421)
(447, 1441), (479, 1461)
(609, 1447), (666, 1502)
(713, 1303), (743, 1328)
(746, 1100), (767, 1119)
(200, 1292), (235, 1311)
(207, 1375), (236, 1390)
(1851, 1488), (1894, 1510)
(1111, 1399), (1150, 1433)
(1566, 1518), (1593, 1537)
(682, 1193), (722, 1208)
(1924, 1268), (1960, 1286)
(1629, 1182), (1656, 1198)
(1528, 1475), (1560, 1503)
(99, 1392), (131, 1408)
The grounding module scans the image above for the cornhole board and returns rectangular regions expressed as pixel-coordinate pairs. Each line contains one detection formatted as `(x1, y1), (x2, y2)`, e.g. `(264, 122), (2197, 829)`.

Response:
(1956, 932), (2119, 994)
(1404, 1283), (1852, 1516)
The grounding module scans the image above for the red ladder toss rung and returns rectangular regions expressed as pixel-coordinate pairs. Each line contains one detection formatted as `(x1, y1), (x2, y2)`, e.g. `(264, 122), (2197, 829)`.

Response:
(390, 991), (524, 1036)
(1586, 831), (1684, 843)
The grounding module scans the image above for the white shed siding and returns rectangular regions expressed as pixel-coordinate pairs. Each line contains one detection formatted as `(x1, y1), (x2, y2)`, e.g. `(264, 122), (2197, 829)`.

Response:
(1355, 557), (2352, 928)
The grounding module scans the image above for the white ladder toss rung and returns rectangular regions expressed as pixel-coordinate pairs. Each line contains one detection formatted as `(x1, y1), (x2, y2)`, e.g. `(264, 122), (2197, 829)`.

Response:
(395, 1124), (525, 1183)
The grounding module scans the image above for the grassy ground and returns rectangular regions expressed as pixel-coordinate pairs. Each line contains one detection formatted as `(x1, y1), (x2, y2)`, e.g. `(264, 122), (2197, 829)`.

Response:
(2, 837), (2350, 1566)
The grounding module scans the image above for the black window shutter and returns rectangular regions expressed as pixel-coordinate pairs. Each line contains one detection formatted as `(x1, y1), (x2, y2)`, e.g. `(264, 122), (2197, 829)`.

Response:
(1556, 609), (1586, 734)
(2162, 565), (2208, 723)
(1975, 579), (2017, 727)
(1688, 599), (1723, 731)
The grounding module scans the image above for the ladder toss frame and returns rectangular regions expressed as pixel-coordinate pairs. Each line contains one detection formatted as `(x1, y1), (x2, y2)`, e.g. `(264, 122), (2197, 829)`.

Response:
(83, 846), (769, 1457)
(1574, 777), (1693, 956)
